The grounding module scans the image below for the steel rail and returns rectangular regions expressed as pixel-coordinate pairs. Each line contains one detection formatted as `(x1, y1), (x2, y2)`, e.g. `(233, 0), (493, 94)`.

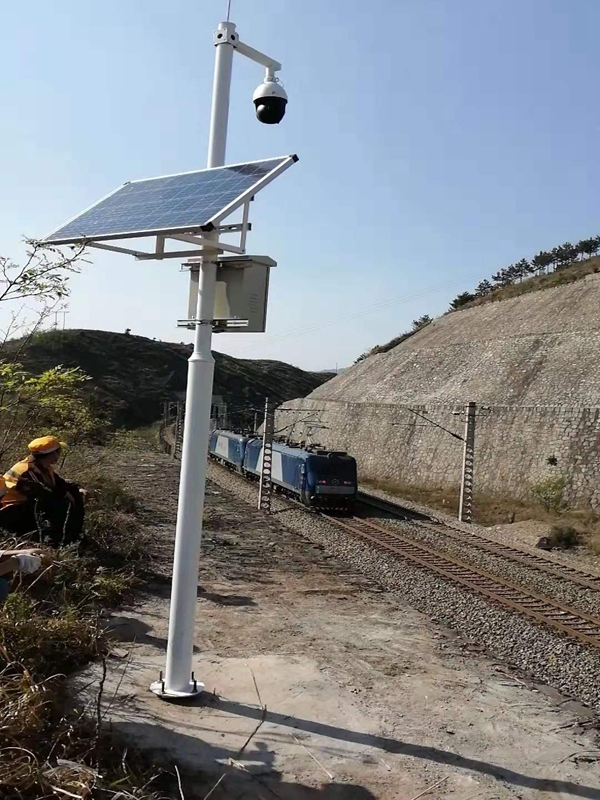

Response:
(357, 491), (600, 593)
(321, 513), (600, 651)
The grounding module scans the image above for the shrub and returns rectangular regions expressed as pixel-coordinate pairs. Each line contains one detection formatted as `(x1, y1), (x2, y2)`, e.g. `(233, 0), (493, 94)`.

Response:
(531, 476), (568, 513)
(546, 525), (581, 550)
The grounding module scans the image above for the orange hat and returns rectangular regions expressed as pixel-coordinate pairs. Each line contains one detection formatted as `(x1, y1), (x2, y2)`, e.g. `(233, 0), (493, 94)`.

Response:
(28, 436), (66, 455)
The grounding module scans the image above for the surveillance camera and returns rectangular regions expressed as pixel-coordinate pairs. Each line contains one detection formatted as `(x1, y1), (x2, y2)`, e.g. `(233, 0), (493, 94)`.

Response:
(253, 78), (288, 124)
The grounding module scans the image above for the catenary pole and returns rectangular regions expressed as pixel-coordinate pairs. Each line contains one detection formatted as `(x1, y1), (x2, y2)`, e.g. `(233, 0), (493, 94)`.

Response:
(157, 21), (237, 697)
(458, 402), (476, 523)
(258, 397), (274, 513)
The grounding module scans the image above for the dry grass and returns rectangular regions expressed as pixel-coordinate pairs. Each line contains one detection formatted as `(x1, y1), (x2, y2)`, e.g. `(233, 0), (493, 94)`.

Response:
(461, 256), (600, 311)
(362, 479), (462, 518)
(587, 535), (600, 557)
(362, 478), (600, 554)
(0, 445), (180, 799)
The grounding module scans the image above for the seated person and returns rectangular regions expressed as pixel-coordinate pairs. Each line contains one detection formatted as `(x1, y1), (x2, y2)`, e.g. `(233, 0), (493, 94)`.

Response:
(0, 546), (43, 602)
(0, 436), (85, 548)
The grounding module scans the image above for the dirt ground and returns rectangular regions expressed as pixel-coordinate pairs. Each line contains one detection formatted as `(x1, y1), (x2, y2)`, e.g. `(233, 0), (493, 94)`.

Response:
(75, 452), (600, 799)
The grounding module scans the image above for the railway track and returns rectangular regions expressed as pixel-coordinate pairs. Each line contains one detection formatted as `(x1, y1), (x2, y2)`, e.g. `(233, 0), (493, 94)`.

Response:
(357, 491), (600, 594)
(321, 513), (600, 651)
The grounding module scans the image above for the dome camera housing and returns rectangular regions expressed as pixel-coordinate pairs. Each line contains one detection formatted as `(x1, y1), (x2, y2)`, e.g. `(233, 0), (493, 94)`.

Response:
(253, 79), (288, 124)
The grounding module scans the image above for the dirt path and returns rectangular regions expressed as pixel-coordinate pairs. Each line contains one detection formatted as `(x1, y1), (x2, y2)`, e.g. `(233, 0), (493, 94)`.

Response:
(77, 451), (600, 799)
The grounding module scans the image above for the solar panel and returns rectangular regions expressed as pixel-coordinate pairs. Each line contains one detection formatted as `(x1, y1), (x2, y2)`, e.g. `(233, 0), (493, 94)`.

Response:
(44, 155), (297, 245)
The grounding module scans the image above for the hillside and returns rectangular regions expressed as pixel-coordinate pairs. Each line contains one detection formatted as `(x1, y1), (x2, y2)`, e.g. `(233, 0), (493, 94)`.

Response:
(11, 329), (333, 428)
(279, 272), (600, 509)
(311, 271), (600, 408)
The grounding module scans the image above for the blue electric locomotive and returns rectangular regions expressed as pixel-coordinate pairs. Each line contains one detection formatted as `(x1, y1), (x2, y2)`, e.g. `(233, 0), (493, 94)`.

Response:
(208, 430), (248, 473)
(208, 430), (357, 509)
(244, 439), (357, 508)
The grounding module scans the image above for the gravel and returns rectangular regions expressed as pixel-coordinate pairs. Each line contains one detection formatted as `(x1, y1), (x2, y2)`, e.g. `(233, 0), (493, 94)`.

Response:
(369, 514), (600, 617)
(208, 461), (600, 712)
(363, 482), (600, 577)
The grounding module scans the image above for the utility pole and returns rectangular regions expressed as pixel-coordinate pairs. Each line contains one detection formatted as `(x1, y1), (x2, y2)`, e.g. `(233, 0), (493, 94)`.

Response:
(157, 24), (231, 697)
(258, 397), (274, 513)
(458, 402), (476, 523)
(151, 19), (288, 698)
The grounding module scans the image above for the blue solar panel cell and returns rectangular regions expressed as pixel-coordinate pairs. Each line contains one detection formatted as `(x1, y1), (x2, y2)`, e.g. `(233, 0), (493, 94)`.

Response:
(44, 156), (295, 244)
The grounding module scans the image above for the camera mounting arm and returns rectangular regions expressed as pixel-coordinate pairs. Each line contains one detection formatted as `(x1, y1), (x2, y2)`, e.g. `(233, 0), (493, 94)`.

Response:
(214, 21), (282, 77)
(234, 39), (282, 78)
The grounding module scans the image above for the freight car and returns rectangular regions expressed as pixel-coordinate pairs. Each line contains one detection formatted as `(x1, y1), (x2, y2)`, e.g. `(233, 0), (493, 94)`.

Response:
(208, 430), (357, 509)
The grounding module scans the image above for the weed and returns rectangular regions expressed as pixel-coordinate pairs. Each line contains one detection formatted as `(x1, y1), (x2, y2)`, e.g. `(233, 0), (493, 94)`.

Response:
(588, 535), (600, 556)
(0, 447), (175, 799)
(109, 428), (153, 451)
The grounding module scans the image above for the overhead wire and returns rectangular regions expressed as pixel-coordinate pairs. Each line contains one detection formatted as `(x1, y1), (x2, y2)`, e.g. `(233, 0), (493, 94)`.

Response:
(228, 272), (484, 355)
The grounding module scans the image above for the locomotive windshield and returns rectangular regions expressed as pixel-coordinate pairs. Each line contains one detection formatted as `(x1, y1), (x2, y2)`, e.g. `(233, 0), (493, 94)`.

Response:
(307, 455), (357, 482)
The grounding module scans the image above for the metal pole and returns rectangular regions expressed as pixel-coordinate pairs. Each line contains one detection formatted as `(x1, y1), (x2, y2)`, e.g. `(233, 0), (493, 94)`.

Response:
(152, 20), (236, 699)
(458, 402), (476, 523)
(258, 397), (274, 513)
(207, 21), (236, 168)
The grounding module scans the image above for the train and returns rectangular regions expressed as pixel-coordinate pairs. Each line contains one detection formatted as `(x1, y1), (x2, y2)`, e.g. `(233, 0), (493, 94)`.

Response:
(208, 429), (358, 509)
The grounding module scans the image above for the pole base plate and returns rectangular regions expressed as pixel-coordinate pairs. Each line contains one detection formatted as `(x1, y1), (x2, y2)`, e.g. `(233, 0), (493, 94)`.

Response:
(150, 679), (205, 700)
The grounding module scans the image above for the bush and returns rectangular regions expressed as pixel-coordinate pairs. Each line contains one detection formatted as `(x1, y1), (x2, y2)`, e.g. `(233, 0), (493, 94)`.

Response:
(546, 525), (581, 550)
(531, 476), (568, 513)
(0, 450), (169, 799)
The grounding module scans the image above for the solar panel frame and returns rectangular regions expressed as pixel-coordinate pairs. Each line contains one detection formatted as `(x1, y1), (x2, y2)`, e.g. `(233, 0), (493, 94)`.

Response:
(43, 155), (297, 246)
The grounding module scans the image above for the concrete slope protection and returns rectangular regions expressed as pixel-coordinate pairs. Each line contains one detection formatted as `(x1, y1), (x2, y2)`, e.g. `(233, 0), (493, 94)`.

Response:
(279, 272), (600, 508)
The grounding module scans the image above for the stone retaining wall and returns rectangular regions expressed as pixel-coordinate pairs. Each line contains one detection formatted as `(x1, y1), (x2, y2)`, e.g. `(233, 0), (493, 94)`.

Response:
(279, 275), (600, 508)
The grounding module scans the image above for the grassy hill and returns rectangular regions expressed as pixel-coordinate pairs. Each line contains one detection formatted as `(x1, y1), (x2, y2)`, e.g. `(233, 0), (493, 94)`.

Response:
(460, 255), (600, 310)
(11, 329), (333, 428)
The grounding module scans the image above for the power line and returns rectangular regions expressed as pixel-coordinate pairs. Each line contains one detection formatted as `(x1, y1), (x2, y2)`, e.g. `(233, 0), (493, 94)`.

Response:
(227, 273), (485, 355)
(393, 407), (464, 441)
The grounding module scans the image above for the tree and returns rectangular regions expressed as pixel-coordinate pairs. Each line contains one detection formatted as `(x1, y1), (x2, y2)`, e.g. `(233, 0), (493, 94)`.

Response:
(504, 264), (522, 283)
(0, 240), (98, 457)
(0, 240), (87, 354)
(0, 240), (85, 306)
(531, 250), (553, 275)
(562, 241), (579, 265)
(552, 242), (578, 271)
(0, 362), (103, 460)
(577, 237), (600, 259)
(475, 279), (493, 296)
(449, 291), (475, 311)
(514, 258), (532, 281)
(491, 268), (513, 287)
(411, 314), (432, 330)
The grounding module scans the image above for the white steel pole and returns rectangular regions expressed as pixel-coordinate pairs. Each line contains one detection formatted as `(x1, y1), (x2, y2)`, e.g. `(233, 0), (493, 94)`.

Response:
(207, 21), (236, 169)
(154, 21), (236, 698)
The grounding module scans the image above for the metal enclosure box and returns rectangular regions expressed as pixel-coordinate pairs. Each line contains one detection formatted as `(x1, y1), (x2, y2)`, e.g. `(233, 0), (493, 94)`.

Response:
(182, 255), (276, 332)
(213, 255), (276, 332)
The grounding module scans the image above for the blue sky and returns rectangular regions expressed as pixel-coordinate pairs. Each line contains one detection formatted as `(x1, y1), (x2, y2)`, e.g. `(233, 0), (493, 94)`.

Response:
(1, 0), (599, 370)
